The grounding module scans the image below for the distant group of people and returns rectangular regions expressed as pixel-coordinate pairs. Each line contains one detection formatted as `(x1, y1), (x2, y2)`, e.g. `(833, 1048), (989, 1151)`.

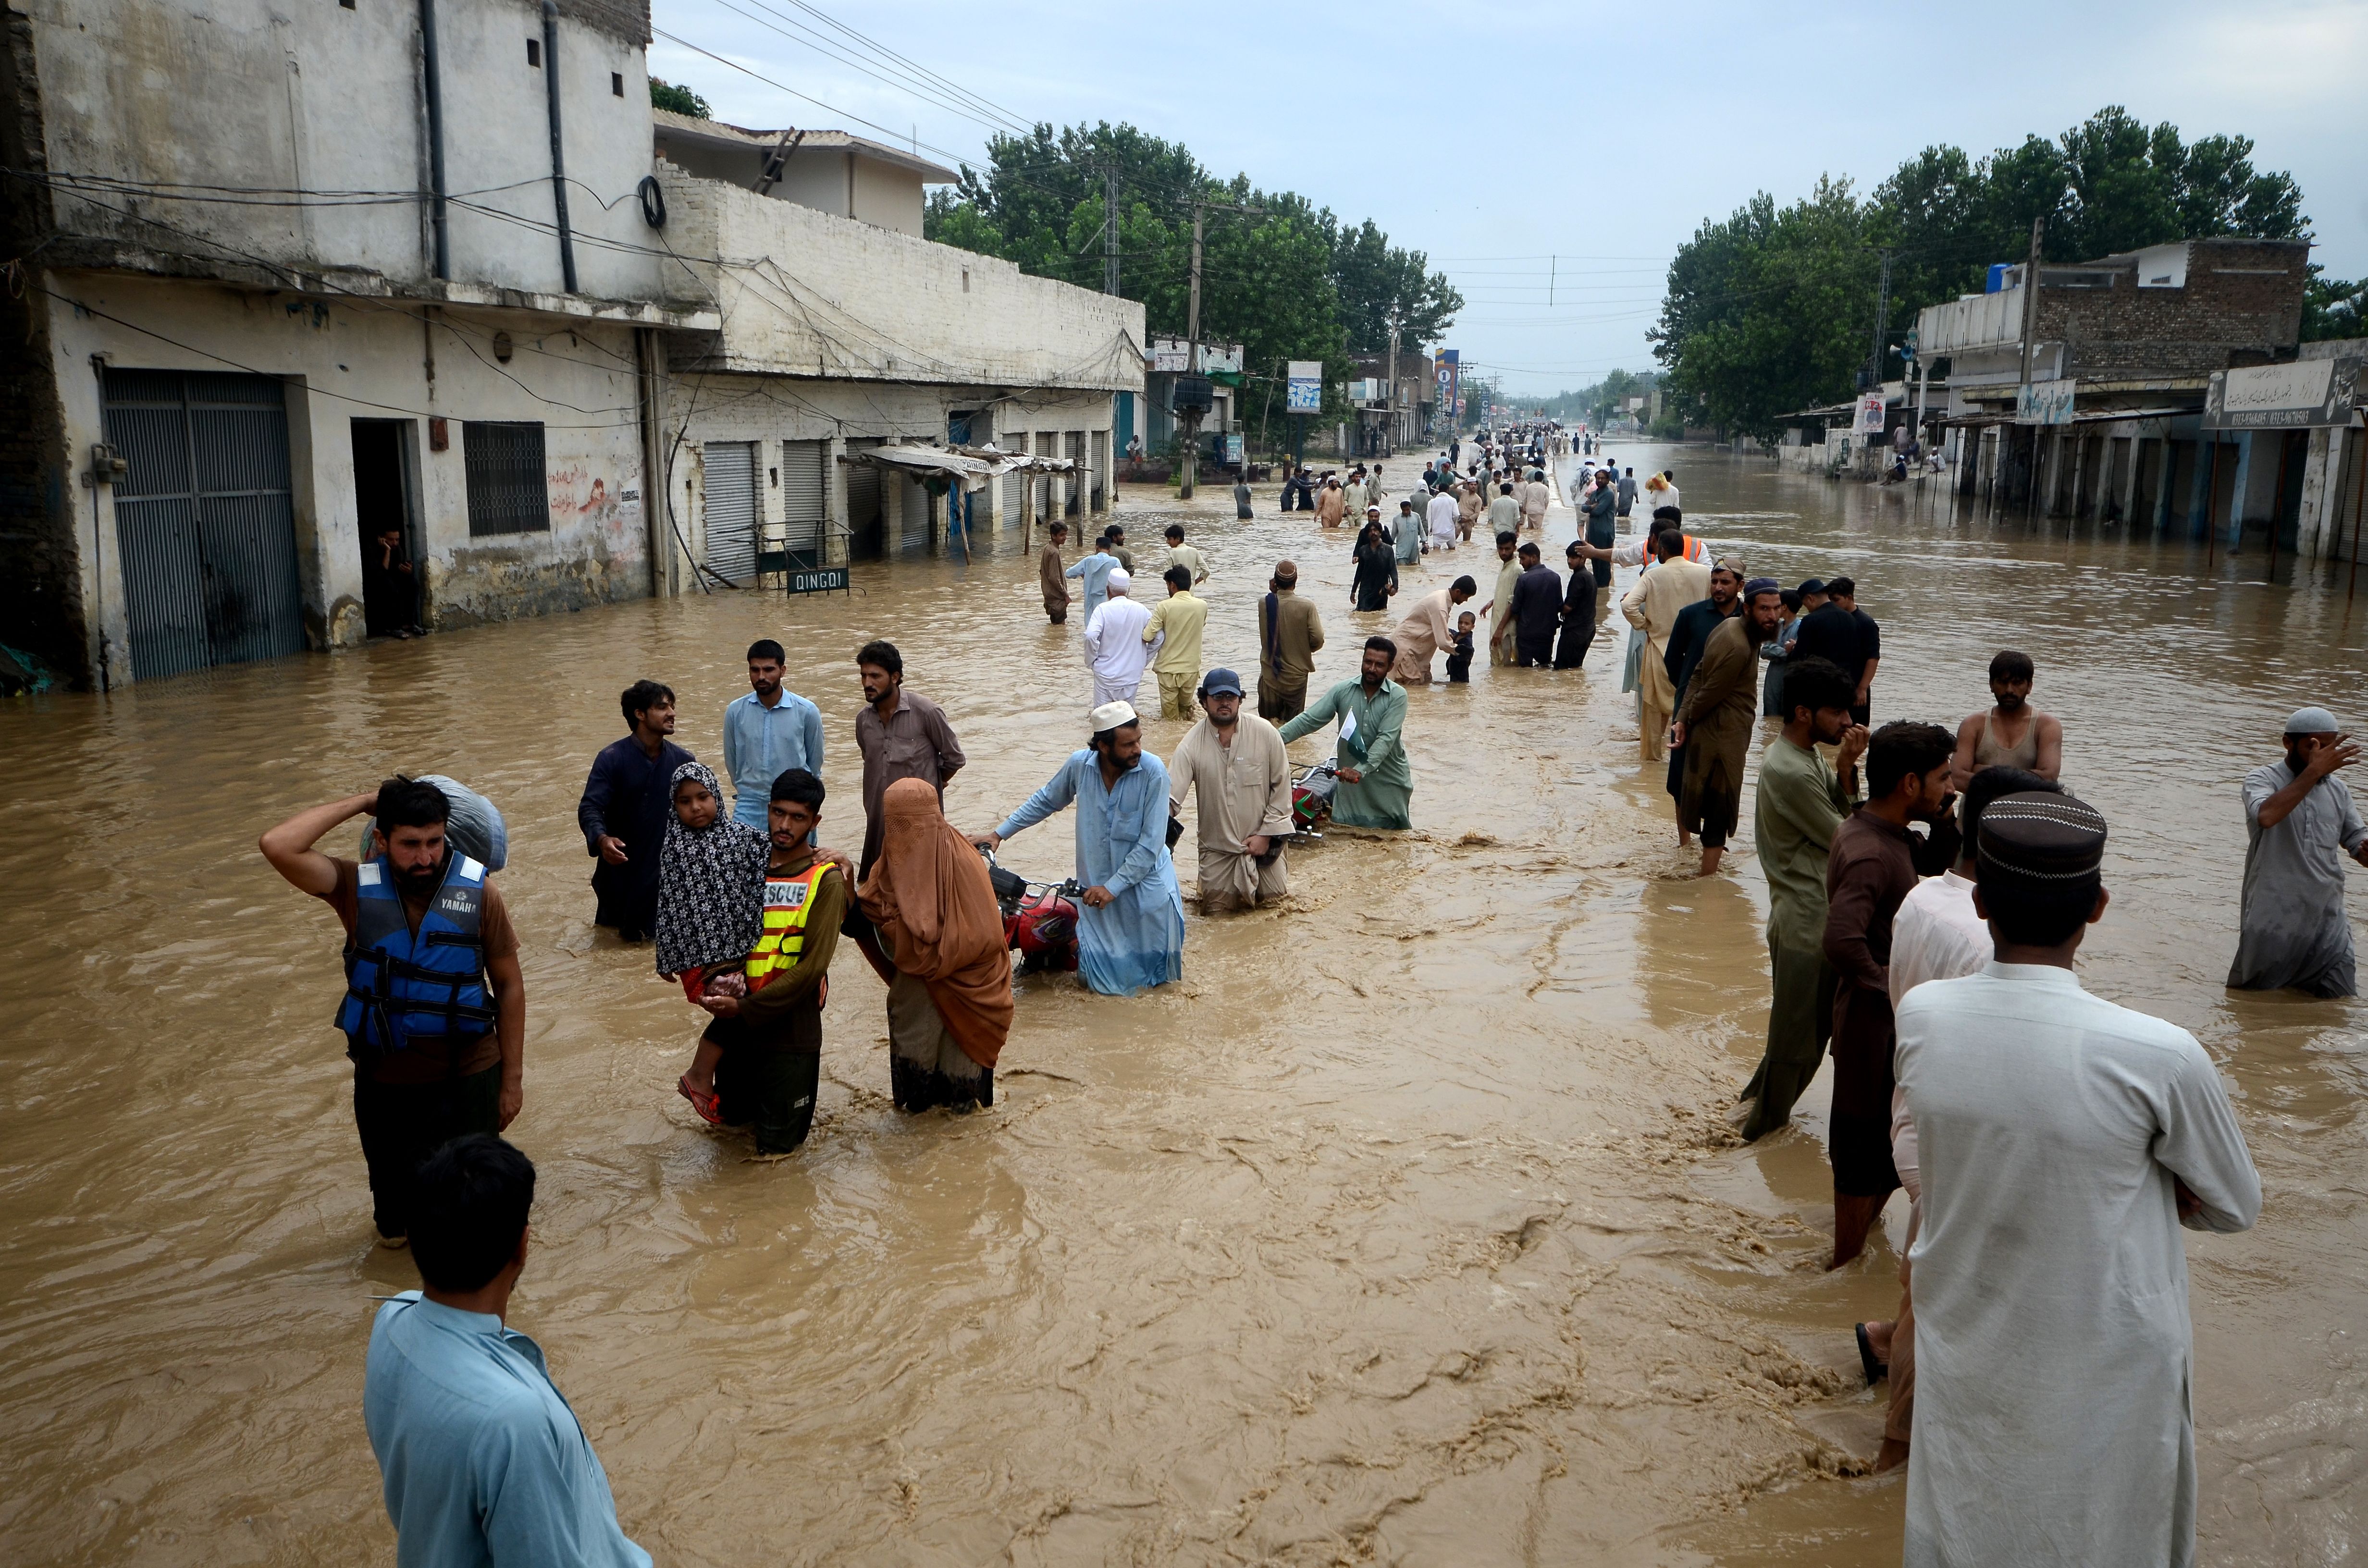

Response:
(250, 430), (2368, 1567)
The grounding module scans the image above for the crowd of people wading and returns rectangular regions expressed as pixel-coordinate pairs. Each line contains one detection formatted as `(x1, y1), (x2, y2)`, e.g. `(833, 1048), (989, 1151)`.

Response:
(257, 425), (2360, 1568)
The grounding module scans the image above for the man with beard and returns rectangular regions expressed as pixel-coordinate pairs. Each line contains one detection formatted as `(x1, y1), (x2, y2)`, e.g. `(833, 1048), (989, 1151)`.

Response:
(261, 778), (526, 1246)
(1662, 558), (1745, 846)
(1280, 638), (1413, 830)
(1672, 577), (1781, 876)
(1167, 668), (1294, 912)
(1824, 720), (1958, 1269)
(2227, 706), (2368, 996)
(1950, 649), (2063, 791)
(973, 701), (1186, 995)
(578, 680), (694, 941)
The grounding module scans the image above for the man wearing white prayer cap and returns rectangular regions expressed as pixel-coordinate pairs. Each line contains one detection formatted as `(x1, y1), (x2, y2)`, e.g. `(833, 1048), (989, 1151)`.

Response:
(970, 700), (1184, 994)
(2228, 705), (2368, 995)
(1080, 566), (1155, 710)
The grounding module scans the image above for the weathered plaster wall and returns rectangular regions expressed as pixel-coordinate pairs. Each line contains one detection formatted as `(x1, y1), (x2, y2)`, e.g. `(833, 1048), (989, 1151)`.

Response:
(48, 272), (649, 680)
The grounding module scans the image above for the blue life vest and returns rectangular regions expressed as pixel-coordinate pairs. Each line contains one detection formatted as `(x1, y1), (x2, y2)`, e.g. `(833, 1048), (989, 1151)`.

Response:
(337, 854), (495, 1063)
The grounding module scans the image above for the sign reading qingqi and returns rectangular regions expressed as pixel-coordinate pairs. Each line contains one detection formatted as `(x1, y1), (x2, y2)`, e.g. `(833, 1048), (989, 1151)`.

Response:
(2204, 358), (2361, 430)
(787, 566), (849, 596)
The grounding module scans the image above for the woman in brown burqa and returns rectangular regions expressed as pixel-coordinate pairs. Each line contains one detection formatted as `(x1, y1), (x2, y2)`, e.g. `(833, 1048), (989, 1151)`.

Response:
(857, 777), (1015, 1111)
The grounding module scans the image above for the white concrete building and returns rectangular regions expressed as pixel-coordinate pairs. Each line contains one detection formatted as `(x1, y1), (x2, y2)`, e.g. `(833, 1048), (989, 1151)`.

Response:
(2, 0), (1141, 688)
(649, 128), (1140, 583)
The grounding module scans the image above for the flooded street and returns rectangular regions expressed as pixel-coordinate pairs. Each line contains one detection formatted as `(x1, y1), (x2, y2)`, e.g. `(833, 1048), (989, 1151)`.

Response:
(4, 445), (2365, 1566)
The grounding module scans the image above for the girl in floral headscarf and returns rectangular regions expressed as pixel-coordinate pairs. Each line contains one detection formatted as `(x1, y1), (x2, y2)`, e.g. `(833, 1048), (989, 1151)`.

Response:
(653, 760), (768, 1121)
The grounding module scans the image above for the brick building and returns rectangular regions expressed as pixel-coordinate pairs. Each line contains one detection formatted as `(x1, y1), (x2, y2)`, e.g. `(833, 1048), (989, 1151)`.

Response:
(1915, 238), (2359, 558)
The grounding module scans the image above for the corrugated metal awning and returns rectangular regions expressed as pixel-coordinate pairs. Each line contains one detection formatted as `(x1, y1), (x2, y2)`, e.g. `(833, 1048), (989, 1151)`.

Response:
(838, 443), (1076, 494)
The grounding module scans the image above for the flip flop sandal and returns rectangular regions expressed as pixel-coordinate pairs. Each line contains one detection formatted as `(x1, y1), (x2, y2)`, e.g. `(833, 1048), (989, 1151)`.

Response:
(677, 1075), (724, 1127)
(1856, 1323), (1889, 1386)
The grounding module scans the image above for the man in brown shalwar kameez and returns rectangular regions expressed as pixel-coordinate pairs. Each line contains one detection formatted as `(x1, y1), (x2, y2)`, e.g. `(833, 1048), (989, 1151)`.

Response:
(1673, 578), (1782, 877)
(1040, 522), (1071, 624)
(1821, 720), (1957, 1268)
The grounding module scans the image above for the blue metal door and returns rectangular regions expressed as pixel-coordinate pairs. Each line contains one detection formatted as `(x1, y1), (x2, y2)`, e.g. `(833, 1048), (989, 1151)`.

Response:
(104, 370), (304, 680)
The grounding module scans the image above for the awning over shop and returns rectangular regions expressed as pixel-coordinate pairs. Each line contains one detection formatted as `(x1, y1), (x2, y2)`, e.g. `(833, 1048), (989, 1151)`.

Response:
(838, 443), (1076, 495)
(1936, 405), (2194, 429)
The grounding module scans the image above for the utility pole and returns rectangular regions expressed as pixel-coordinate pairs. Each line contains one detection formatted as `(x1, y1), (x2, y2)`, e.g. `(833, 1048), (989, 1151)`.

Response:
(1182, 204), (1205, 499)
(2018, 215), (2045, 509)
(1385, 315), (1402, 457)
(1867, 246), (1894, 388)
(1176, 197), (1262, 501)
(1102, 169), (1120, 296)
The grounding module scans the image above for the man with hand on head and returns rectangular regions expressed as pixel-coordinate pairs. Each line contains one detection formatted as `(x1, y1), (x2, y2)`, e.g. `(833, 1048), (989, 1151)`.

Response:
(260, 779), (526, 1247)
(2228, 705), (2368, 996)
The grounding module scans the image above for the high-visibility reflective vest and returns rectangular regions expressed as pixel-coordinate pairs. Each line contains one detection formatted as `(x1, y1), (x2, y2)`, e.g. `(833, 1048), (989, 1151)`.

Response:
(337, 854), (494, 1061)
(746, 861), (832, 1000)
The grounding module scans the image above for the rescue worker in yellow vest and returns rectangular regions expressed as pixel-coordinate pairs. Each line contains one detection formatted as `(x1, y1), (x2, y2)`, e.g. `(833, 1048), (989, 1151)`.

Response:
(259, 777), (526, 1246)
(690, 768), (847, 1153)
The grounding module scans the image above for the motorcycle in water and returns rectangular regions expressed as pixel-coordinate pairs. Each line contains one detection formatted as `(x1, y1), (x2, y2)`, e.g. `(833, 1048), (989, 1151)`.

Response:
(980, 848), (1082, 973)
(1290, 757), (1339, 840)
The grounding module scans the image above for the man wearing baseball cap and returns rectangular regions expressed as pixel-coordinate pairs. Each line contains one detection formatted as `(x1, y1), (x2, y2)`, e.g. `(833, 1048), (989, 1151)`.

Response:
(1165, 668), (1293, 913)
(971, 700), (1184, 994)
(2229, 706), (2368, 996)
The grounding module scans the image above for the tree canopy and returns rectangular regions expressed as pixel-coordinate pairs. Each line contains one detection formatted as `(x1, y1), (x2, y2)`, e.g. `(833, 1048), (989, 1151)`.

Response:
(649, 79), (711, 119)
(1650, 107), (2312, 441)
(924, 122), (1461, 431)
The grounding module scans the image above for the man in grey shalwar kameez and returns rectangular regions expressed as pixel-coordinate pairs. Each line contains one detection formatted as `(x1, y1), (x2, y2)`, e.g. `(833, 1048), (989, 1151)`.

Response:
(2228, 706), (2367, 997)
(1898, 793), (2260, 1568)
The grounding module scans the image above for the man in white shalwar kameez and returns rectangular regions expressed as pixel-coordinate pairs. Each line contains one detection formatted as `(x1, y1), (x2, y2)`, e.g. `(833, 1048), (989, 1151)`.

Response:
(1896, 792), (2260, 1568)
(1082, 568), (1155, 710)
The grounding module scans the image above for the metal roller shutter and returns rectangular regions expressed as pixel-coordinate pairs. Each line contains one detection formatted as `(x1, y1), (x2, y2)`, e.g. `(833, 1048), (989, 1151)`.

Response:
(702, 441), (758, 584)
(779, 439), (826, 560)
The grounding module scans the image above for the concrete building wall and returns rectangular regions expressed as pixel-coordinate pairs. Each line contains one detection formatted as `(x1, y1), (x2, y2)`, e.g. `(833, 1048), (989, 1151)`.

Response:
(51, 272), (649, 683)
(663, 373), (1110, 569)
(659, 168), (1145, 389)
(25, 0), (671, 305)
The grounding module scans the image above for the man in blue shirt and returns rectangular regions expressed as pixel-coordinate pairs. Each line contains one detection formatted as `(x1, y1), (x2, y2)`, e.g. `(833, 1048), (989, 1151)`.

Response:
(971, 700), (1185, 994)
(1063, 534), (1120, 615)
(721, 638), (824, 830)
(365, 1135), (649, 1568)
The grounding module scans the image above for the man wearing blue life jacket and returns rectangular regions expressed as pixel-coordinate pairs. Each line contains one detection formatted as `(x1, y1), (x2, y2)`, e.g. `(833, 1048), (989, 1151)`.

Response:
(262, 778), (526, 1247)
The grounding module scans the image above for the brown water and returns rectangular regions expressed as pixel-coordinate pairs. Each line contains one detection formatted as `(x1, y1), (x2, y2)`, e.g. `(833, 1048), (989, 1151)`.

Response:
(3, 446), (2364, 1566)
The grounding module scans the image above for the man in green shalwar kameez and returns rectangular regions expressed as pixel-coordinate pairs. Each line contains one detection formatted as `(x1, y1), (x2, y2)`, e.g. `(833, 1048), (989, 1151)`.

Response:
(1280, 637), (1413, 830)
(1738, 655), (1866, 1140)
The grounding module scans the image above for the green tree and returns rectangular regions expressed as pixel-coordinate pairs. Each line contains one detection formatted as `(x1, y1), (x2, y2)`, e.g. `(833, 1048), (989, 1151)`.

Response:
(923, 120), (1453, 447)
(2303, 265), (2365, 342)
(649, 79), (710, 119)
(1654, 107), (2314, 435)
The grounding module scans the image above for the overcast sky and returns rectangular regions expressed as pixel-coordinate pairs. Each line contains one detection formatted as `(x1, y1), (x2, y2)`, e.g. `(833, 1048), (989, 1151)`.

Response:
(651, 0), (2368, 398)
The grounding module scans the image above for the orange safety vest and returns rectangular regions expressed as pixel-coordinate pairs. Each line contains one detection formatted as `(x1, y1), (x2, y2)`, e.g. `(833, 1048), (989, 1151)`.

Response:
(746, 861), (833, 1004)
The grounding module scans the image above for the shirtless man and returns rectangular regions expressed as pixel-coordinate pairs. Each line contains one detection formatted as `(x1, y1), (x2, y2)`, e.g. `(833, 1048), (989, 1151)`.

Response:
(1950, 649), (2063, 791)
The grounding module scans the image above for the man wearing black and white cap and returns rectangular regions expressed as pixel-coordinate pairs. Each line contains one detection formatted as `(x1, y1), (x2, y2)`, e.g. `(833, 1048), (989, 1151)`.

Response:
(1166, 668), (1293, 912)
(2228, 705), (2367, 997)
(1895, 792), (2259, 1568)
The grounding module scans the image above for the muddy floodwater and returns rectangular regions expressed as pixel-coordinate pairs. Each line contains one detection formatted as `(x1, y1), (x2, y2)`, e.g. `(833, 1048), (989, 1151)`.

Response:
(4, 445), (2366, 1566)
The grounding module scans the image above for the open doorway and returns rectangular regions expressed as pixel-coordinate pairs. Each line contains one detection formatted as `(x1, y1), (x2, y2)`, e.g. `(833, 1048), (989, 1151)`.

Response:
(352, 418), (422, 637)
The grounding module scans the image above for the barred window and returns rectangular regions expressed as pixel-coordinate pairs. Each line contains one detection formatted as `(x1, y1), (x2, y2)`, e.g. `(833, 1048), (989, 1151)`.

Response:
(463, 421), (551, 536)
